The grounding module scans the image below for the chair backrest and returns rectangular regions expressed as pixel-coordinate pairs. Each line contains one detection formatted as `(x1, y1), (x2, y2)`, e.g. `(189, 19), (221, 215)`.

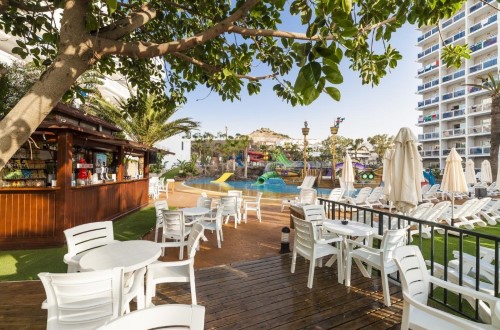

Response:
(64, 221), (115, 258)
(187, 223), (205, 259)
(454, 198), (479, 218)
(354, 187), (372, 203)
(327, 188), (344, 202)
(39, 267), (124, 329)
(220, 196), (238, 215)
(299, 188), (317, 204)
(393, 245), (430, 305)
(255, 192), (263, 205)
(409, 202), (434, 219)
(161, 210), (186, 238)
(154, 200), (168, 220)
(484, 199), (500, 213)
(421, 184), (431, 195)
(426, 184), (440, 195)
(380, 228), (407, 265)
(97, 304), (205, 330)
(423, 201), (451, 222)
(367, 186), (383, 203)
(292, 216), (317, 258)
(465, 197), (491, 216)
(299, 176), (316, 189)
(302, 204), (326, 226)
(227, 190), (242, 197)
(196, 196), (212, 209)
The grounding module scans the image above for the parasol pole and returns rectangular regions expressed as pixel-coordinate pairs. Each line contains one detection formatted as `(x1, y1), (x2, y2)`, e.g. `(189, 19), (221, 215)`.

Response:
(451, 192), (455, 226)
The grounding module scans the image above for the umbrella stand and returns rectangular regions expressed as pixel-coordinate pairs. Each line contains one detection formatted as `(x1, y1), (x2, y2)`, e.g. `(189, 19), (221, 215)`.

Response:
(451, 192), (455, 226)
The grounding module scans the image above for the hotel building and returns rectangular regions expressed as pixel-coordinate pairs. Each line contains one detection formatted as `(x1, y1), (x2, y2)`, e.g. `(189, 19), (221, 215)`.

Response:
(417, 0), (498, 172)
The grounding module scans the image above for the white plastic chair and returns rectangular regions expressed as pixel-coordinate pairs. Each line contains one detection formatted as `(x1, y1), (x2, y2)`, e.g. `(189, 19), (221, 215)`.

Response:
(295, 187), (317, 205)
(97, 304), (205, 330)
(297, 176), (316, 189)
(345, 227), (407, 306)
(146, 223), (205, 307)
(243, 192), (263, 223)
(410, 201), (451, 239)
(291, 216), (343, 288)
(122, 267), (146, 315)
(161, 210), (191, 259)
(39, 267), (124, 329)
(394, 245), (500, 330)
(154, 200), (168, 243)
(455, 197), (490, 228)
(438, 198), (478, 231)
(220, 196), (240, 228)
(63, 221), (115, 273)
(480, 199), (500, 225)
(422, 183), (440, 202)
(345, 187), (372, 206)
(327, 188), (345, 202)
(200, 207), (224, 248)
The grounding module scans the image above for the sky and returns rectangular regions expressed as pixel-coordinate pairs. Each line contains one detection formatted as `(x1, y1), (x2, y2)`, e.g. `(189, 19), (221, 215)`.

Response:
(173, 23), (421, 142)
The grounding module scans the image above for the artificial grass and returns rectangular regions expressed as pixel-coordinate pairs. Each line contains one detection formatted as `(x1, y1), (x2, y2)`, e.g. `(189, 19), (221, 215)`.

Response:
(0, 206), (156, 282)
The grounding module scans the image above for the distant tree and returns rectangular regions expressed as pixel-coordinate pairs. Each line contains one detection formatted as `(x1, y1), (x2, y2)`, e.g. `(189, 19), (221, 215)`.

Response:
(349, 138), (366, 160)
(191, 132), (216, 166)
(367, 134), (393, 163)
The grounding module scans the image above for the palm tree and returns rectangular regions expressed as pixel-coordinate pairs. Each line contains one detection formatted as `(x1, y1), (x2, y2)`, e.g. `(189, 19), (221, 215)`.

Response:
(349, 138), (365, 161)
(89, 94), (199, 147)
(466, 72), (500, 180)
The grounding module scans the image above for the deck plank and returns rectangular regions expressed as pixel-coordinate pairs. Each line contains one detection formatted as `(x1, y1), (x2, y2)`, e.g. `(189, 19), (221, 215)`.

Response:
(0, 254), (402, 329)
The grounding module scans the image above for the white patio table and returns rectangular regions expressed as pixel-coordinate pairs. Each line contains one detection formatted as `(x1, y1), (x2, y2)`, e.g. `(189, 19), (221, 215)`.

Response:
(181, 207), (210, 241)
(80, 240), (162, 310)
(321, 220), (373, 283)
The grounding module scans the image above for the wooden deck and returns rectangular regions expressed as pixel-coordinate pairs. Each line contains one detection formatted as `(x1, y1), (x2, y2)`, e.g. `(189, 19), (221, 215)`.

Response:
(0, 254), (403, 329)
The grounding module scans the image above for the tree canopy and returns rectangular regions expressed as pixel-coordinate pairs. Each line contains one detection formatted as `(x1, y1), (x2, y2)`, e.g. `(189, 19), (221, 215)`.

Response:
(0, 0), (468, 169)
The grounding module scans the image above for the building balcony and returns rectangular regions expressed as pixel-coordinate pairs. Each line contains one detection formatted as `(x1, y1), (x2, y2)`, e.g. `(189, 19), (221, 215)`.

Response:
(442, 148), (466, 156)
(417, 113), (439, 124)
(417, 61), (439, 77)
(441, 89), (465, 102)
(469, 101), (492, 115)
(441, 10), (465, 31)
(469, 13), (497, 35)
(417, 26), (439, 44)
(417, 43), (439, 60)
(470, 0), (494, 15)
(417, 96), (439, 108)
(470, 35), (497, 55)
(442, 128), (466, 138)
(468, 124), (491, 135)
(469, 146), (491, 156)
(417, 78), (439, 93)
(420, 150), (441, 158)
(442, 108), (465, 120)
(469, 58), (497, 75)
(442, 69), (465, 85)
(443, 30), (466, 46)
(418, 132), (440, 141)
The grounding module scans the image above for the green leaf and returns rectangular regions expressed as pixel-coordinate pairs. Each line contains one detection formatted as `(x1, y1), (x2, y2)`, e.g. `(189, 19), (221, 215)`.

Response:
(316, 47), (334, 58)
(325, 87), (341, 101)
(294, 61), (321, 93)
(342, 0), (352, 13)
(301, 85), (320, 105)
(322, 65), (343, 84)
(106, 0), (118, 14)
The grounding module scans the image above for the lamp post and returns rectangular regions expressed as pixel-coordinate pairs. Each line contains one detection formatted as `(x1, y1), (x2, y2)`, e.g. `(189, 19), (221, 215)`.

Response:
(330, 117), (345, 187)
(302, 121), (309, 178)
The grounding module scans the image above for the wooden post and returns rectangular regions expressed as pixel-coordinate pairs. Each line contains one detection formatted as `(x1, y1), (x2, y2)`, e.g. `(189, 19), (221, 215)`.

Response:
(117, 147), (124, 181)
(56, 131), (72, 239)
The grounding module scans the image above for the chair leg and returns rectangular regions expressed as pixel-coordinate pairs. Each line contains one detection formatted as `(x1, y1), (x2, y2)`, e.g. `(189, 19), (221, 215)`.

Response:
(216, 229), (221, 248)
(307, 258), (316, 288)
(381, 269), (391, 306)
(345, 253), (352, 287)
(291, 251), (297, 273)
(257, 209), (261, 222)
(401, 301), (410, 330)
(190, 266), (197, 305)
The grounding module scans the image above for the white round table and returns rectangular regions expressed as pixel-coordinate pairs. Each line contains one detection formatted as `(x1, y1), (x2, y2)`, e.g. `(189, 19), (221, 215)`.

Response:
(80, 240), (162, 273)
(181, 207), (210, 217)
(321, 220), (374, 284)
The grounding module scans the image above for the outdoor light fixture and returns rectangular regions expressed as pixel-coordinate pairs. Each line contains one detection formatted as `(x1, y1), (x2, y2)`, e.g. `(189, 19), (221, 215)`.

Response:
(302, 121), (309, 178)
(330, 117), (345, 187)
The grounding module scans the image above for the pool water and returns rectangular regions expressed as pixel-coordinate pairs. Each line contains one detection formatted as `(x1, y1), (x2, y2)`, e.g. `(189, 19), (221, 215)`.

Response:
(184, 177), (333, 198)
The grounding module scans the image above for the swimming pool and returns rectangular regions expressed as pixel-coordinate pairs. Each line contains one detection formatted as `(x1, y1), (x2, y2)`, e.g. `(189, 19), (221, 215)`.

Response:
(184, 177), (332, 198)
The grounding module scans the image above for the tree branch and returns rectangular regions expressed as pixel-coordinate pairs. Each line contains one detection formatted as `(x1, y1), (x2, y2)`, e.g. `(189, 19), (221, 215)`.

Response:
(228, 25), (335, 41)
(358, 16), (397, 35)
(172, 52), (276, 81)
(95, 0), (262, 56)
(97, 4), (157, 40)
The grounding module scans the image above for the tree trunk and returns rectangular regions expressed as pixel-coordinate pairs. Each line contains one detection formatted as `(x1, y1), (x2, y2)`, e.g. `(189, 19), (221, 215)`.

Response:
(491, 95), (500, 182)
(0, 56), (89, 168)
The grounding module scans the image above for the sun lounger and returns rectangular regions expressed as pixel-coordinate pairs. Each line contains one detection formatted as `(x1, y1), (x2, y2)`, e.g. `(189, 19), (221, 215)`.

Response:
(480, 199), (500, 225)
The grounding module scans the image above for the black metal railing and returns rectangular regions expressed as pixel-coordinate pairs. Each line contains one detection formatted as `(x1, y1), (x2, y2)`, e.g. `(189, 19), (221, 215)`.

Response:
(319, 198), (500, 322)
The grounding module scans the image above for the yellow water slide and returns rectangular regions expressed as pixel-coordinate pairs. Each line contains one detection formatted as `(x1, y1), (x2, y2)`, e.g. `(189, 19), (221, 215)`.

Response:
(211, 172), (234, 183)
